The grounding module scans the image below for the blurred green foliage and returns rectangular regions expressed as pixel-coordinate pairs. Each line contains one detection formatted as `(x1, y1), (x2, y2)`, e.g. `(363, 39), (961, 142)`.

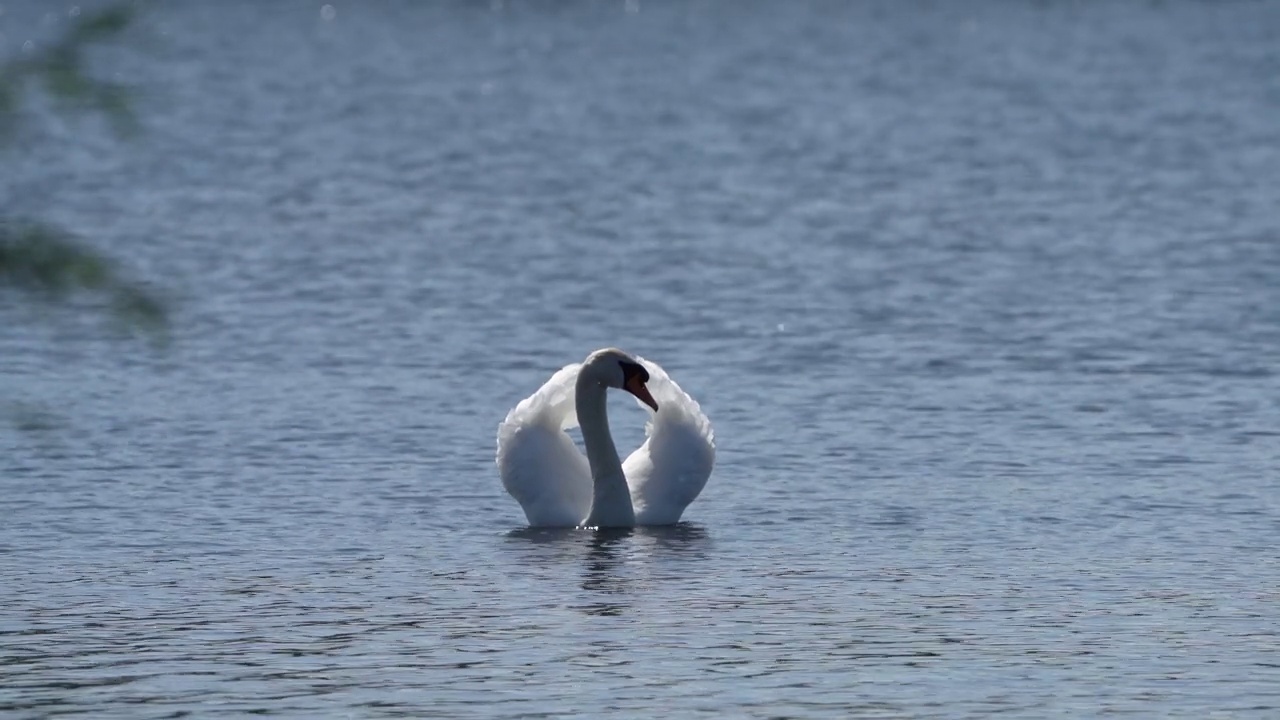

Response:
(0, 3), (167, 343)
(0, 220), (167, 334)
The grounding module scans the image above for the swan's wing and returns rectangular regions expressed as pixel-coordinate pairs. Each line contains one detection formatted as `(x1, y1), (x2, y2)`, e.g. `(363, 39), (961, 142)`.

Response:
(623, 357), (716, 525)
(496, 363), (592, 527)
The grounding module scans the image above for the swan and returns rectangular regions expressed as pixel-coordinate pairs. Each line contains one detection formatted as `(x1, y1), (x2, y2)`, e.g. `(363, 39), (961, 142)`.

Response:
(497, 348), (715, 528)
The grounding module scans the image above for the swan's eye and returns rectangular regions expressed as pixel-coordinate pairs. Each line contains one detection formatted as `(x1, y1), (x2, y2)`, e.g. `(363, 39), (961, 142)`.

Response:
(620, 361), (649, 384)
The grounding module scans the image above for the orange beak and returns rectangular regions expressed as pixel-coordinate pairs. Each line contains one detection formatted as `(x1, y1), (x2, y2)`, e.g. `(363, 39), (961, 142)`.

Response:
(624, 375), (659, 412)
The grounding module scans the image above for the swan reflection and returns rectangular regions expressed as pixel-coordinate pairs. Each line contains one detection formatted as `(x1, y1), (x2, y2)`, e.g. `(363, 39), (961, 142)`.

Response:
(505, 523), (711, 616)
(580, 528), (634, 615)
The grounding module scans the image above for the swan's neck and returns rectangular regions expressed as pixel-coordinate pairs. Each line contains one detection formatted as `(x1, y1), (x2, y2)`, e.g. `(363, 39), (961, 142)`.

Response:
(576, 375), (635, 528)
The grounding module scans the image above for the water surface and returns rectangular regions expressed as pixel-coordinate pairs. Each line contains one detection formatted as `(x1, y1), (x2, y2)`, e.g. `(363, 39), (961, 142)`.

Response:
(2, 1), (1279, 717)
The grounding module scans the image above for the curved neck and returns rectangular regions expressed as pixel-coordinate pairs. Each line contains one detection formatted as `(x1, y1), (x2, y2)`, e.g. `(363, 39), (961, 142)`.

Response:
(575, 373), (635, 527)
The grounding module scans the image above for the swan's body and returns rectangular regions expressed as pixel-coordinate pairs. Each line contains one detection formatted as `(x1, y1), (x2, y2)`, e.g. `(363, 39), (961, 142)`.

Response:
(497, 348), (715, 528)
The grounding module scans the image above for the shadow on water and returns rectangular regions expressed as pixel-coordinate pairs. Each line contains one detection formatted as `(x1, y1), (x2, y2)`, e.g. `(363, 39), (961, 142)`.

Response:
(504, 523), (712, 616)
(580, 528), (634, 616)
(503, 522), (710, 549)
(501, 520), (711, 548)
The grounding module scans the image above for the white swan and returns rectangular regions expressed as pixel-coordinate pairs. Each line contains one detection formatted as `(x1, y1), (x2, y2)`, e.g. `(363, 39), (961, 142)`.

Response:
(497, 348), (715, 528)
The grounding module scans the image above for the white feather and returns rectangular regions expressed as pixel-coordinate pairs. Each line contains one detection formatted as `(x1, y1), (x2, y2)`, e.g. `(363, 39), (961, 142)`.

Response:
(623, 356), (716, 525)
(496, 354), (715, 527)
(496, 363), (592, 527)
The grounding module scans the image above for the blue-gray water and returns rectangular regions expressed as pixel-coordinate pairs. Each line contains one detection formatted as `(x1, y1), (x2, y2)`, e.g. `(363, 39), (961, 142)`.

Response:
(3, 1), (1279, 717)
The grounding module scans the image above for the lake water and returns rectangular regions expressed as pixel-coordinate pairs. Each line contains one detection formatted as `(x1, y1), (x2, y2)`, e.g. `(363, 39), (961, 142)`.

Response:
(2, 0), (1279, 717)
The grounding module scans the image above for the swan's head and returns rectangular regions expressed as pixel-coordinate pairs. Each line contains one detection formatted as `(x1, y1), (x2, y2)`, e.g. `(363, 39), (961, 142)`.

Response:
(583, 348), (659, 412)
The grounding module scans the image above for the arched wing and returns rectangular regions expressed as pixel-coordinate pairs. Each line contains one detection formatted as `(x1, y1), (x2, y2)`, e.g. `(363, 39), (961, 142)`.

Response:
(496, 364), (592, 527)
(622, 357), (716, 525)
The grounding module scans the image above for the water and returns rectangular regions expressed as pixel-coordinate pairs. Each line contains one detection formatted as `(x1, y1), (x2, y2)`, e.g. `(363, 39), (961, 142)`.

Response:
(2, 0), (1279, 716)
